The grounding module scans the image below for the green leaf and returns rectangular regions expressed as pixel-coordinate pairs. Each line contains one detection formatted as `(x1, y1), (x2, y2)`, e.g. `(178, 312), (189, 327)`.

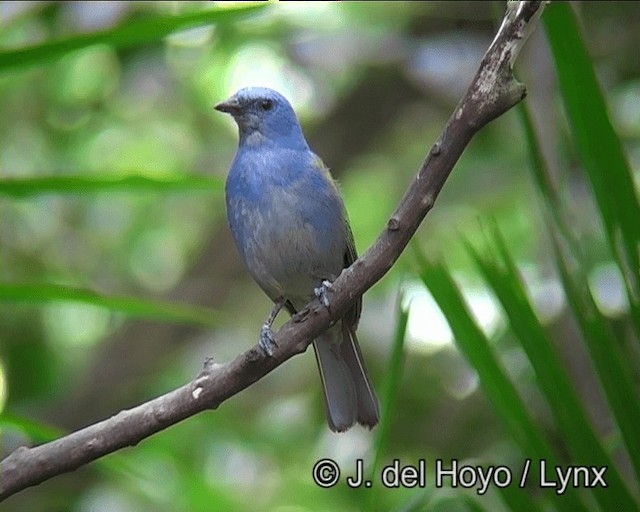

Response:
(0, 3), (266, 72)
(370, 295), (408, 508)
(467, 226), (637, 511)
(543, 3), (640, 332)
(415, 251), (587, 512)
(0, 175), (223, 198)
(549, 230), (640, 485)
(517, 103), (582, 262)
(0, 283), (222, 327)
(521, 4), (640, 488)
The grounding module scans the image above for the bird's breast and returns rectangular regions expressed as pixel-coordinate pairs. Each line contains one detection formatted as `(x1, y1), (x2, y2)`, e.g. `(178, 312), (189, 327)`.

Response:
(226, 159), (345, 302)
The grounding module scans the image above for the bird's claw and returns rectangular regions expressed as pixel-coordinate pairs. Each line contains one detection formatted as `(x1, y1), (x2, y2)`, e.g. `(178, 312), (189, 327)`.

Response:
(314, 279), (333, 310)
(259, 323), (277, 356)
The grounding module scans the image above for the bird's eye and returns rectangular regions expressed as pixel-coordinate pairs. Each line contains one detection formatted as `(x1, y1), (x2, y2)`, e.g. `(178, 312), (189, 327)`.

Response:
(260, 99), (273, 111)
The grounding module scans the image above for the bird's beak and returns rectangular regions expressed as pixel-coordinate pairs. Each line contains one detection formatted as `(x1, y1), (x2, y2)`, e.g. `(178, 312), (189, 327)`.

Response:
(214, 96), (241, 115)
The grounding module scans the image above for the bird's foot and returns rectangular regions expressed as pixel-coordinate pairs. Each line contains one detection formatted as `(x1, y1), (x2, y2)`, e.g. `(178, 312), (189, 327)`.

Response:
(259, 323), (277, 356)
(314, 279), (333, 310)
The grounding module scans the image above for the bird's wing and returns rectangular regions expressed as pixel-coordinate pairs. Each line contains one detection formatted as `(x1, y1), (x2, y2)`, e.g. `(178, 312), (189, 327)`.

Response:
(312, 154), (362, 327)
(342, 192), (362, 328)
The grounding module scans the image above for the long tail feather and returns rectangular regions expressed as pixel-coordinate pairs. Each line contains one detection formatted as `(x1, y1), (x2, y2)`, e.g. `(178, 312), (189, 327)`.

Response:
(313, 322), (379, 432)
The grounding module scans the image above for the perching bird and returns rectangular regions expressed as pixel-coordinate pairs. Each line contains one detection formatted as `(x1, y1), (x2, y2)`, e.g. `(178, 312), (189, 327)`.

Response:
(215, 87), (379, 432)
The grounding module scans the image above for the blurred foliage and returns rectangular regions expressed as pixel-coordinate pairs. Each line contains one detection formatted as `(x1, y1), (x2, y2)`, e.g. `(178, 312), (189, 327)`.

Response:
(1, 2), (639, 511)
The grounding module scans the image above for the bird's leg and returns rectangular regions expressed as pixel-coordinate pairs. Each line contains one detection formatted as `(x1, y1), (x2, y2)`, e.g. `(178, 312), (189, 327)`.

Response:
(314, 279), (333, 310)
(259, 298), (285, 356)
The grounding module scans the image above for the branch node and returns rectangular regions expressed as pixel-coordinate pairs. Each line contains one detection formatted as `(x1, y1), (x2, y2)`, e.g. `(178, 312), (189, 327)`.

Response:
(152, 404), (170, 424)
(421, 192), (435, 211)
(86, 437), (98, 453)
(387, 217), (401, 231)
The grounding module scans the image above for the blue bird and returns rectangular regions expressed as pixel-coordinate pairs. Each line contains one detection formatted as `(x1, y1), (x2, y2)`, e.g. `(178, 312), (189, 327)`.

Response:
(215, 87), (379, 432)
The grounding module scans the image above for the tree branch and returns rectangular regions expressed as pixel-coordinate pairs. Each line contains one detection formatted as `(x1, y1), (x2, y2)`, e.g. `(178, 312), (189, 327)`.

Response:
(0, 1), (546, 501)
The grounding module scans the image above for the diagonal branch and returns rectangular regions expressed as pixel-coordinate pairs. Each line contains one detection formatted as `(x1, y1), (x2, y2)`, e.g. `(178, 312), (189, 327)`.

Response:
(0, 1), (546, 501)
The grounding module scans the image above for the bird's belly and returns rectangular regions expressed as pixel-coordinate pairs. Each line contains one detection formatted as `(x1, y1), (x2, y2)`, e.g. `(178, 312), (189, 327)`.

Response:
(230, 196), (343, 303)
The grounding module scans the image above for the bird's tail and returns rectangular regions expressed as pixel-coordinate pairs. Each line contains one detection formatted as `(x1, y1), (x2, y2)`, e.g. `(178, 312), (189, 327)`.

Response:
(313, 323), (379, 432)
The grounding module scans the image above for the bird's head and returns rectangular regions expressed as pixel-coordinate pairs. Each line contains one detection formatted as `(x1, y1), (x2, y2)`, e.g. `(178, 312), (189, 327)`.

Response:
(215, 87), (307, 149)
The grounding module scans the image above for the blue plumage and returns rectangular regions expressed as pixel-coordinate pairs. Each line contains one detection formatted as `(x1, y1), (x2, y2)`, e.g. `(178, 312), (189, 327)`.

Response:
(216, 87), (379, 432)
